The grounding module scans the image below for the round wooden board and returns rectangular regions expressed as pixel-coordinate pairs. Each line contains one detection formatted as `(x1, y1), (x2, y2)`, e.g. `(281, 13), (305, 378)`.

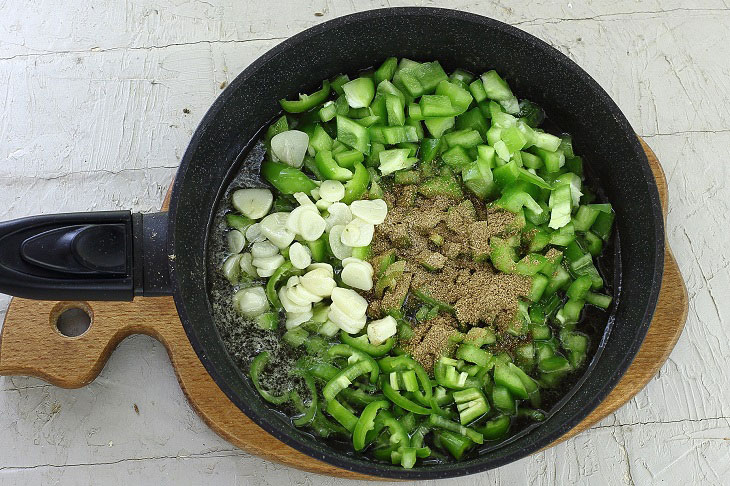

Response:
(0, 138), (687, 479)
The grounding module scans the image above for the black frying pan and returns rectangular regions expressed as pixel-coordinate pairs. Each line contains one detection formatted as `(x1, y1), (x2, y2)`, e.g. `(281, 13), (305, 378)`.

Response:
(0, 8), (664, 479)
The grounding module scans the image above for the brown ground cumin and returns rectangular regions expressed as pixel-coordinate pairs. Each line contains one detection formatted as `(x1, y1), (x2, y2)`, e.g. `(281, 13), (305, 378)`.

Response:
(369, 184), (533, 371)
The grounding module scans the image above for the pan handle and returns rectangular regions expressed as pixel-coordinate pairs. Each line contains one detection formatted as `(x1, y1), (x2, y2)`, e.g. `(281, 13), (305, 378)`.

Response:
(0, 211), (171, 301)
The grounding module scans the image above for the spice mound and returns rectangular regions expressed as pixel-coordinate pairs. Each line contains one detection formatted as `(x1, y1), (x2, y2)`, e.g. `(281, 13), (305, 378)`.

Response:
(369, 185), (533, 372)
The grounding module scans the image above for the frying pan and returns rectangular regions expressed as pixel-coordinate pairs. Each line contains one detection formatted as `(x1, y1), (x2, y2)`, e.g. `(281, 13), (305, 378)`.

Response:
(0, 7), (664, 479)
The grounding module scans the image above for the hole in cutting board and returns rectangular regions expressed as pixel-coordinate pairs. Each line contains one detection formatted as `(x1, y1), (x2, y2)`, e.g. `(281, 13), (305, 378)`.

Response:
(55, 307), (92, 337)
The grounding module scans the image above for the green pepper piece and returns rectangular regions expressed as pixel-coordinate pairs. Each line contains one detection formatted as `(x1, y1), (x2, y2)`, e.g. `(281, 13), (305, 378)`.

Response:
(315, 150), (353, 181)
(290, 368), (318, 426)
(374, 57), (398, 84)
(493, 362), (529, 399)
(341, 162), (370, 204)
(339, 331), (395, 357)
(378, 355), (433, 405)
(322, 360), (379, 401)
(352, 400), (390, 451)
(435, 430), (474, 460)
(265, 115), (289, 145)
(434, 357), (481, 390)
(261, 160), (318, 195)
(381, 380), (432, 415)
(412, 288), (456, 314)
(226, 213), (254, 232)
(455, 343), (491, 368)
(452, 387), (490, 425)
(491, 385), (516, 415)
(427, 414), (483, 444)
(337, 115), (370, 154)
(477, 415), (511, 440)
(586, 291), (612, 309)
(326, 344), (380, 383)
(420, 137), (442, 164)
(279, 80), (331, 113)
(326, 398), (359, 432)
(265, 261), (300, 309)
(249, 352), (290, 405)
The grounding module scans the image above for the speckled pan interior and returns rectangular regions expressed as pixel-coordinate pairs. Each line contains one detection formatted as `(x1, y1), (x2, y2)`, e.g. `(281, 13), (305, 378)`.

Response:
(166, 8), (664, 479)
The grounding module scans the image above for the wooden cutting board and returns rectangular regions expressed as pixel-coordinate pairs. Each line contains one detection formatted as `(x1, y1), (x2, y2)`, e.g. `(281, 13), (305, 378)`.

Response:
(0, 138), (687, 479)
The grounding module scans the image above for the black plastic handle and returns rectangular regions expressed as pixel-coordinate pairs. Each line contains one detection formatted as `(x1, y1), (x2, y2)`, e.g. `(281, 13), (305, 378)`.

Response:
(0, 211), (171, 301)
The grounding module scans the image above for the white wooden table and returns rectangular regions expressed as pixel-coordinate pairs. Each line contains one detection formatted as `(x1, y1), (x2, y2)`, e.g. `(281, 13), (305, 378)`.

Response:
(1, 1), (728, 484)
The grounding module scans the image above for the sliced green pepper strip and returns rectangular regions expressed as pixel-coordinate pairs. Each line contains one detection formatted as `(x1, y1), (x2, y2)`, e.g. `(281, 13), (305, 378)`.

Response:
(261, 160), (318, 194)
(427, 414), (483, 444)
(290, 369), (318, 426)
(380, 413), (410, 449)
(279, 80), (331, 113)
(310, 403), (351, 438)
(378, 355), (433, 405)
(341, 162), (370, 204)
(381, 380), (433, 415)
(326, 398), (359, 432)
(326, 344), (379, 382)
(265, 261), (300, 309)
(339, 331), (395, 357)
(249, 352), (290, 405)
(352, 400), (390, 451)
(412, 289), (456, 314)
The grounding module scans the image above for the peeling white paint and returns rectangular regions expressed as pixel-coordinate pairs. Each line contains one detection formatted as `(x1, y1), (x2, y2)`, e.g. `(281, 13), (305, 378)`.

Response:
(1, 1), (728, 484)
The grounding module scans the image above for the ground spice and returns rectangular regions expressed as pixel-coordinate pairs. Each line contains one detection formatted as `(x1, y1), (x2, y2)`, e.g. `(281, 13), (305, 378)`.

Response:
(371, 184), (534, 372)
(403, 314), (460, 374)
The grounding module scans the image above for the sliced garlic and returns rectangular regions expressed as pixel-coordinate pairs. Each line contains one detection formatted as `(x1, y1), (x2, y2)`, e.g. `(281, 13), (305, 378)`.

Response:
(233, 286), (269, 318)
(299, 268), (337, 297)
(270, 130), (309, 168)
(350, 199), (388, 225)
(367, 316), (398, 346)
(330, 287), (368, 318)
(286, 310), (313, 330)
(232, 188), (273, 220)
(279, 287), (312, 314)
(328, 225), (352, 260)
(222, 254), (242, 284)
(319, 180), (345, 203)
(288, 281), (322, 304)
(286, 275), (300, 289)
(342, 257), (374, 274)
(226, 230), (246, 254)
(341, 260), (374, 291)
(289, 242), (312, 270)
(239, 252), (258, 278)
(250, 240), (279, 258)
(259, 212), (295, 248)
(286, 205), (316, 233)
(298, 210), (327, 242)
(307, 262), (334, 277)
(245, 222), (266, 243)
(256, 266), (277, 278)
(325, 202), (353, 231)
(341, 218), (375, 247)
(328, 302), (367, 334)
(293, 191), (316, 208)
(252, 254), (285, 273)
(315, 199), (333, 211)
(285, 285), (314, 306)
